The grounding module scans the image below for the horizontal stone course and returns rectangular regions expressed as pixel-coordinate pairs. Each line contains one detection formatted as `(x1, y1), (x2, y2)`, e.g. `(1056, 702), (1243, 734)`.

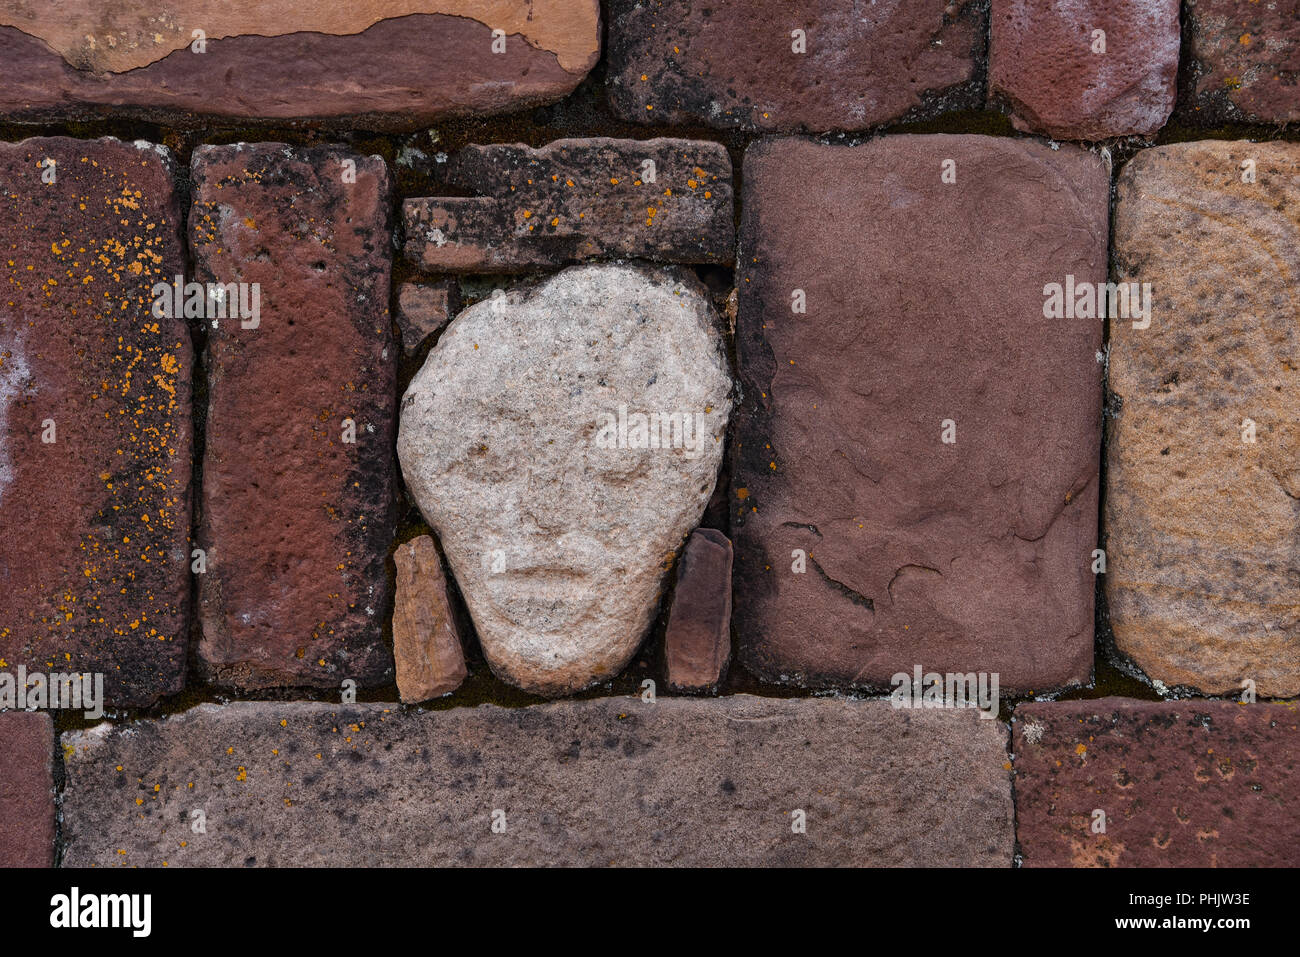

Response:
(0, 1), (601, 125)
(0, 136), (192, 707)
(1014, 698), (1300, 867)
(403, 138), (734, 272)
(61, 696), (1014, 866)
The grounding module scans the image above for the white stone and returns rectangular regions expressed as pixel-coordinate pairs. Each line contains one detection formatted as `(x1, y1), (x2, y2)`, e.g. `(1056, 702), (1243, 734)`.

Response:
(398, 264), (732, 695)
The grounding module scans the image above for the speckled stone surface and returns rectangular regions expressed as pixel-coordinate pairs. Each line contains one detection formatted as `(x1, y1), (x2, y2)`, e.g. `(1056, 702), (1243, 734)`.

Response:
(1184, 0), (1300, 124)
(606, 0), (985, 132)
(990, 0), (1181, 140)
(1014, 698), (1300, 867)
(0, 1), (601, 126)
(733, 135), (1107, 693)
(0, 711), (54, 868)
(0, 137), (192, 707)
(1107, 140), (1300, 698)
(403, 138), (734, 272)
(192, 143), (396, 691)
(61, 697), (1014, 866)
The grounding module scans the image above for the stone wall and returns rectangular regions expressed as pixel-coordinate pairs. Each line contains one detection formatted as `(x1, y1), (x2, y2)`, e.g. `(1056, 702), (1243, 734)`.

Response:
(0, 0), (1297, 868)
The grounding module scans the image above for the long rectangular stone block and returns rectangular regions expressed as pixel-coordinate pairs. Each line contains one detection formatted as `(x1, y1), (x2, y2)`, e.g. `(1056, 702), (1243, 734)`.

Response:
(733, 135), (1108, 693)
(1, 136), (192, 707)
(0, 1), (600, 126)
(192, 144), (396, 691)
(61, 697), (1014, 866)
(1014, 698), (1300, 867)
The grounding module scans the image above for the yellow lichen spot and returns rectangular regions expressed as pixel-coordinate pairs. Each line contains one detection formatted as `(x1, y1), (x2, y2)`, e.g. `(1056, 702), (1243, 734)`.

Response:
(1075, 744), (1087, 755)
(236, 766), (247, 781)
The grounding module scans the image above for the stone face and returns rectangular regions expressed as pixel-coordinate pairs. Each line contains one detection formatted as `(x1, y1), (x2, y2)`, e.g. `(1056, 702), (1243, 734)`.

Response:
(0, 2), (600, 126)
(0, 711), (54, 868)
(398, 264), (732, 696)
(1107, 141), (1300, 699)
(0, 137), (192, 707)
(192, 144), (396, 691)
(392, 535), (467, 702)
(990, 0), (1181, 140)
(403, 138), (734, 272)
(606, 0), (985, 132)
(665, 528), (732, 692)
(1014, 698), (1300, 867)
(395, 282), (458, 355)
(1185, 0), (1300, 124)
(61, 697), (1013, 866)
(734, 135), (1108, 693)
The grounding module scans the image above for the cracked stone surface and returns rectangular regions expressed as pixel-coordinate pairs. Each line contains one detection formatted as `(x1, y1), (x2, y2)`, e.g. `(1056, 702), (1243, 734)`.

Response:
(403, 138), (734, 272)
(61, 697), (1013, 866)
(398, 263), (732, 696)
(1185, 0), (1300, 124)
(606, 0), (986, 133)
(192, 143), (396, 691)
(0, 137), (192, 707)
(0, 1), (601, 125)
(1014, 698), (1300, 867)
(990, 0), (1181, 140)
(1107, 140), (1300, 698)
(733, 135), (1107, 693)
(0, 711), (53, 868)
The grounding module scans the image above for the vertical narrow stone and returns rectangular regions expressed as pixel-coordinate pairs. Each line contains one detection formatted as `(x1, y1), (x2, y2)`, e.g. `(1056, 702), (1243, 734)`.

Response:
(665, 528), (733, 692)
(192, 143), (396, 690)
(1, 137), (192, 707)
(392, 534), (467, 702)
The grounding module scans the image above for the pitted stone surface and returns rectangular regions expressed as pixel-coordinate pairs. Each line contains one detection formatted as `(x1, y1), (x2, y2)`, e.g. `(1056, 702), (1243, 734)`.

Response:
(990, 0), (1181, 140)
(0, 1), (600, 125)
(1107, 140), (1300, 698)
(733, 135), (1108, 693)
(403, 138), (734, 272)
(0, 711), (54, 868)
(398, 264), (732, 696)
(0, 137), (192, 707)
(192, 143), (396, 691)
(1185, 0), (1300, 124)
(606, 0), (985, 133)
(1014, 698), (1300, 867)
(61, 697), (1014, 866)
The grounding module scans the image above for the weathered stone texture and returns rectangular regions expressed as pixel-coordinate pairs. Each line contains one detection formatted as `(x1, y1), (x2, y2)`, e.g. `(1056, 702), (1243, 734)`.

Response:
(392, 535), (467, 702)
(1185, 0), (1300, 123)
(1014, 698), (1300, 867)
(395, 282), (458, 355)
(1, 137), (192, 707)
(1107, 140), (1300, 698)
(607, 0), (985, 132)
(665, 527), (732, 692)
(990, 0), (1181, 140)
(192, 143), (396, 691)
(734, 135), (1108, 693)
(403, 138), (734, 272)
(62, 697), (1014, 866)
(398, 264), (732, 696)
(0, 711), (54, 867)
(0, 2), (601, 125)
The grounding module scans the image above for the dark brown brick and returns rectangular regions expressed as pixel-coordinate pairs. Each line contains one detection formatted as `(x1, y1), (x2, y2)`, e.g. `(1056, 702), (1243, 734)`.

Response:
(0, 711), (54, 867)
(665, 528), (732, 692)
